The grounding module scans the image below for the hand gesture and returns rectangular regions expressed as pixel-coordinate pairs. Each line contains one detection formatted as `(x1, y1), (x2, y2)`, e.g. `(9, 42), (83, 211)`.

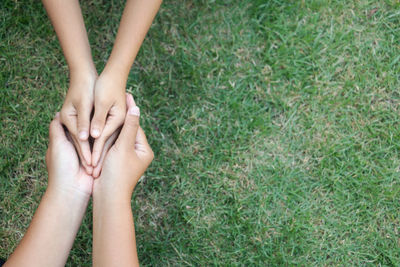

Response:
(93, 93), (153, 198)
(46, 113), (94, 198)
(90, 73), (127, 170)
(60, 73), (96, 174)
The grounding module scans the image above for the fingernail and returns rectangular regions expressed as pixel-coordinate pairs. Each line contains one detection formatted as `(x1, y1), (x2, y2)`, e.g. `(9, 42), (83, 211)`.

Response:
(79, 131), (88, 140)
(55, 112), (60, 118)
(92, 128), (100, 138)
(129, 106), (140, 116)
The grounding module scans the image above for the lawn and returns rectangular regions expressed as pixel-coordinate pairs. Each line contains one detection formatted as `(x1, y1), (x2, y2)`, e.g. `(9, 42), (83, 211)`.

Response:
(1, 0), (400, 265)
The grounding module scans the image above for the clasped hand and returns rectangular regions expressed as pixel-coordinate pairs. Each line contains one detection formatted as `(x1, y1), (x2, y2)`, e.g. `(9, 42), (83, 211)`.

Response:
(4, 93), (153, 266)
(48, 93), (154, 199)
(60, 71), (128, 177)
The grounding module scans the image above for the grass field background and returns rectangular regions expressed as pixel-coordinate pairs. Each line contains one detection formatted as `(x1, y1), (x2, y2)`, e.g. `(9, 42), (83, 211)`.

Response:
(1, 0), (400, 265)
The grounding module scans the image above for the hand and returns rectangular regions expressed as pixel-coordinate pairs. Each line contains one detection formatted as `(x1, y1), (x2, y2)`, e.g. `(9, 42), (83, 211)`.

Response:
(93, 93), (153, 199)
(46, 113), (94, 199)
(60, 71), (97, 174)
(90, 72), (127, 170)
(91, 93), (132, 178)
(5, 113), (93, 267)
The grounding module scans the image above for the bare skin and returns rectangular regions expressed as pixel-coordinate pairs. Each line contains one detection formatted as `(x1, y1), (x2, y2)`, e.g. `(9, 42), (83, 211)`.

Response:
(91, 0), (162, 174)
(5, 113), (93, 266)
(5, 94), (154, 266)
(42, 0), (162, 176)
(42, 0), (97, 174)
(93, 94), (154, 266)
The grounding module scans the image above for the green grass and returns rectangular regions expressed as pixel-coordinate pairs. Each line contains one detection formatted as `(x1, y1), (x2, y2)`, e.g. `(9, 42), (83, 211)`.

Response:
(1, 0), (400, 265)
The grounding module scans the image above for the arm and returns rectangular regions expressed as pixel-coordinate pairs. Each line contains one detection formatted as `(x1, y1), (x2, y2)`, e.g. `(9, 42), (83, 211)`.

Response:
(41, 0), (95, 76)
(90, 0), (162, 175)
(93, 190), (138, 266)
(42, 0), (97, 172)
(5, 114), (93, 266)
(4, 189), (89, 266)
(102, 0), (163, 82)
(93, 93), (154, 266)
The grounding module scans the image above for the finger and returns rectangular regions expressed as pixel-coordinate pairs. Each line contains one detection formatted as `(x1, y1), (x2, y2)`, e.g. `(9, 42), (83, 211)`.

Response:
(91, 112), (125, 166)
(135, 127), (150, 149)
(135, 127), (154, 158)
(76, 104), (91, 141)
(60, 109), (77, 136)
(91, 101), (109, 138)
(126, 93), (146, 149)
(115, 105), (140, 149)
(134, 127), (154, 165)
(126, 92), (136, 109)
(49, 114), (93, 175)
(91, 136), (107, 167)
(92, 163), (101, 179)
(70, 134), (93, 175)
(61, 112), (91, 166)
(78, 138), (92, 166)
(92, 130), (119, 178)
(49, 112), (68, 143)
(83, 162), (93, 175)
(60, 104), (78, 134)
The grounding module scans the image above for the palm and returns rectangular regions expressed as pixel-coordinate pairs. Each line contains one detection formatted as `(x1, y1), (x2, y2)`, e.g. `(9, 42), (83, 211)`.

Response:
(50, 136), (94, 196)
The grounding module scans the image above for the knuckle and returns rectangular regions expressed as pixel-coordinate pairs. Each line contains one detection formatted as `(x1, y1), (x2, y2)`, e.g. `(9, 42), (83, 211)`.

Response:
(78, 100), (92, 109)
(145, 149), (155, 163)
(59, 110), (67, 122)
(97, 99), (110, 109)
(60, 109), (72, 125)
(60, 103), (68, 112)
(77, 107), (90, 118)
(123, 120), (138, 132)
(77, 118), (89, 128)
(127, 115), (139, 126)
(60, 108), (66, 117)
(117, 114), (126, 124)
(60, 105), (69, 117)
(91, 117), (104, 127)
(130, 119), (139, 128)
(93, 111), (108, 121)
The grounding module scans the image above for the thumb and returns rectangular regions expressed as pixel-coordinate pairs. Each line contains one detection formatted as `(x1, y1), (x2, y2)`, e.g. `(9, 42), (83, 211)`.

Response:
(91, 102), (109, 138)
(135, 127), (151, 151)
(135, 127), (154, 164)
(77, 104), (91, 140)
(115, 106), (140, 149)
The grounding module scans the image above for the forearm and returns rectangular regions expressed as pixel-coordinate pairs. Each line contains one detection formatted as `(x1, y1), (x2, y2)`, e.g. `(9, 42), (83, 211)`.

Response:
(5, 188), (89, 267)
(93, 192), (138, 267)
(42, 0), (95, 75)
(102, 0), (162, 82)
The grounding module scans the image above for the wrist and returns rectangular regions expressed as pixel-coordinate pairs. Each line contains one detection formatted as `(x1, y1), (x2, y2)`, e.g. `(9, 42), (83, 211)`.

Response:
(67, 69), (97, 96)
(100, 64), (129, 88)
(44, 186), (90, 214)
(93, 182), (132, 205)
(69, 66), (97, 85)
(46, 183), (91, 205)
(69, 60), (97, 78)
